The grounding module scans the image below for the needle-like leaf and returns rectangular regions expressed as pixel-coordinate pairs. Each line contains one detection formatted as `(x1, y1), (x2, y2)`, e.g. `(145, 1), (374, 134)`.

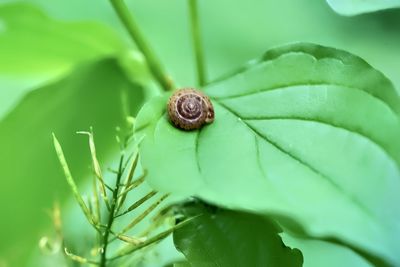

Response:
(117, 150), (139, 210)
(114, 233), (147, 245)
(110, 216), (199, 260)
(118, 194), (169, 236)
(64, 248), (99, 265)
(117, 172), (146, 202)
(53, 134), (98, 227)
(77, 131), (110, 206)
(116, 190), (157, 218)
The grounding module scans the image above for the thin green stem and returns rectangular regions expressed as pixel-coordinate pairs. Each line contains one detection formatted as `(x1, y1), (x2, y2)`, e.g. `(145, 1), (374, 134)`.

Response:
(188, 0), (206, 86)
(99, 155), (125, 267)
(110, 0), (174, 92)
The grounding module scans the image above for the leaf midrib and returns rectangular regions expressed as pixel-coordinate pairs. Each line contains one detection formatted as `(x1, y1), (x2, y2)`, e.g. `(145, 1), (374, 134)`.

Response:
(215, 100), (378, 223)
(211, 83), (399, 119)
(243, 116), (400, 167)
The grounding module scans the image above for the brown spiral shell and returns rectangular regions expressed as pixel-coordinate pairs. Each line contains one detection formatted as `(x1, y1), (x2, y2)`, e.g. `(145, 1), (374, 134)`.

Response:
(167, 88), (214, 130)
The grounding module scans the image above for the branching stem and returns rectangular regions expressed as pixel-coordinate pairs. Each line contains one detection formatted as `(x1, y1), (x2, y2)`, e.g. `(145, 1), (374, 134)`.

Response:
(99, 155), (125, 267)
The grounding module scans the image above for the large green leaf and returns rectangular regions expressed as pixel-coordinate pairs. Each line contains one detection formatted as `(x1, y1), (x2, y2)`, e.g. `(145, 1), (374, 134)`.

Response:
(0, 58), (145, 266)
(326, 0), (400, 15)
(173, 203), (303, 267)
(135, 43), (400, 266)
(0, 3), (126, 118)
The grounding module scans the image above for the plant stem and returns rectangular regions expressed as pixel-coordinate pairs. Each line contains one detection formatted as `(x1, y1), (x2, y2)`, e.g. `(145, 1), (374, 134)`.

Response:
(99, 155), (125, 267)
(110, 0), (174, 92)
(188, 0), (206, 86)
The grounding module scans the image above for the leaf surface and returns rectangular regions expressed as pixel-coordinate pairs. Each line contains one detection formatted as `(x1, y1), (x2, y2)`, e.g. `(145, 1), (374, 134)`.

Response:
(326, 0), (400, 15)
(136, 43), (400, 266)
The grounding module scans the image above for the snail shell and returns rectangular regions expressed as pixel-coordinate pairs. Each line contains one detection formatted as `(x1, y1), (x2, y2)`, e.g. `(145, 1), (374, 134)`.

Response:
(167, 88), (214, 130)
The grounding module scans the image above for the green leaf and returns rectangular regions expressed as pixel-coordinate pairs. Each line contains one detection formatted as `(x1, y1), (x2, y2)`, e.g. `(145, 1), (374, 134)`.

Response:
(173, 203), (303, 267)
(326, 0), (400, 16)
(135, 43), (400, 266)
(0, 58), (145, 266)
(0, 3), (126, 118)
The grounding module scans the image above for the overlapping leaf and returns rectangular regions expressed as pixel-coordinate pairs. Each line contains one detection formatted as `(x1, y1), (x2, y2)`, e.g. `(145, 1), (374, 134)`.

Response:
(173, 203), (303, 267)
(135, 43), (400, 266)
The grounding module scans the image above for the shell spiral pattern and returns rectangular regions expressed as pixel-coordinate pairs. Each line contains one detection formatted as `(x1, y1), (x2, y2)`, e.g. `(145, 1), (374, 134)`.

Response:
(167, 88), (214, 130)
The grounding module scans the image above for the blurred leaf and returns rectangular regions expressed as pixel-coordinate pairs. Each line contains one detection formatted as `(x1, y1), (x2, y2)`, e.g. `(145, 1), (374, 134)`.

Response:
(12, 0), (400, 92)
(135, 43), (400, 266)
(173, 203), (303, 267)
(281, 234), (371, 267)
(0, 3), (124, 76)
(0, 58), (145, 266)
(0, 3), (126, 118)
(326, 0), (400, 16)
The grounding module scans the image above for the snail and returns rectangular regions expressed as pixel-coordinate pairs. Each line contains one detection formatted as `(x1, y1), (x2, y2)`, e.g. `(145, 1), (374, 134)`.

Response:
(167, 88), (214, 130)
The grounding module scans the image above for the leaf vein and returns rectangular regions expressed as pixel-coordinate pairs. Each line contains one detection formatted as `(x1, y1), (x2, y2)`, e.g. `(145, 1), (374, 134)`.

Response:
(216, 101), (376, 221)
(213, 83), (398, 118)
(244, 116), (400, 167)
(195, 129), (202, 174)
(254, 135), (268, 181)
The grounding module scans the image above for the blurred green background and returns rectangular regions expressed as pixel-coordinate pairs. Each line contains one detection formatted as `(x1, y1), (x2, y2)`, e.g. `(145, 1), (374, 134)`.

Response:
(0, 0), (399, 266)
